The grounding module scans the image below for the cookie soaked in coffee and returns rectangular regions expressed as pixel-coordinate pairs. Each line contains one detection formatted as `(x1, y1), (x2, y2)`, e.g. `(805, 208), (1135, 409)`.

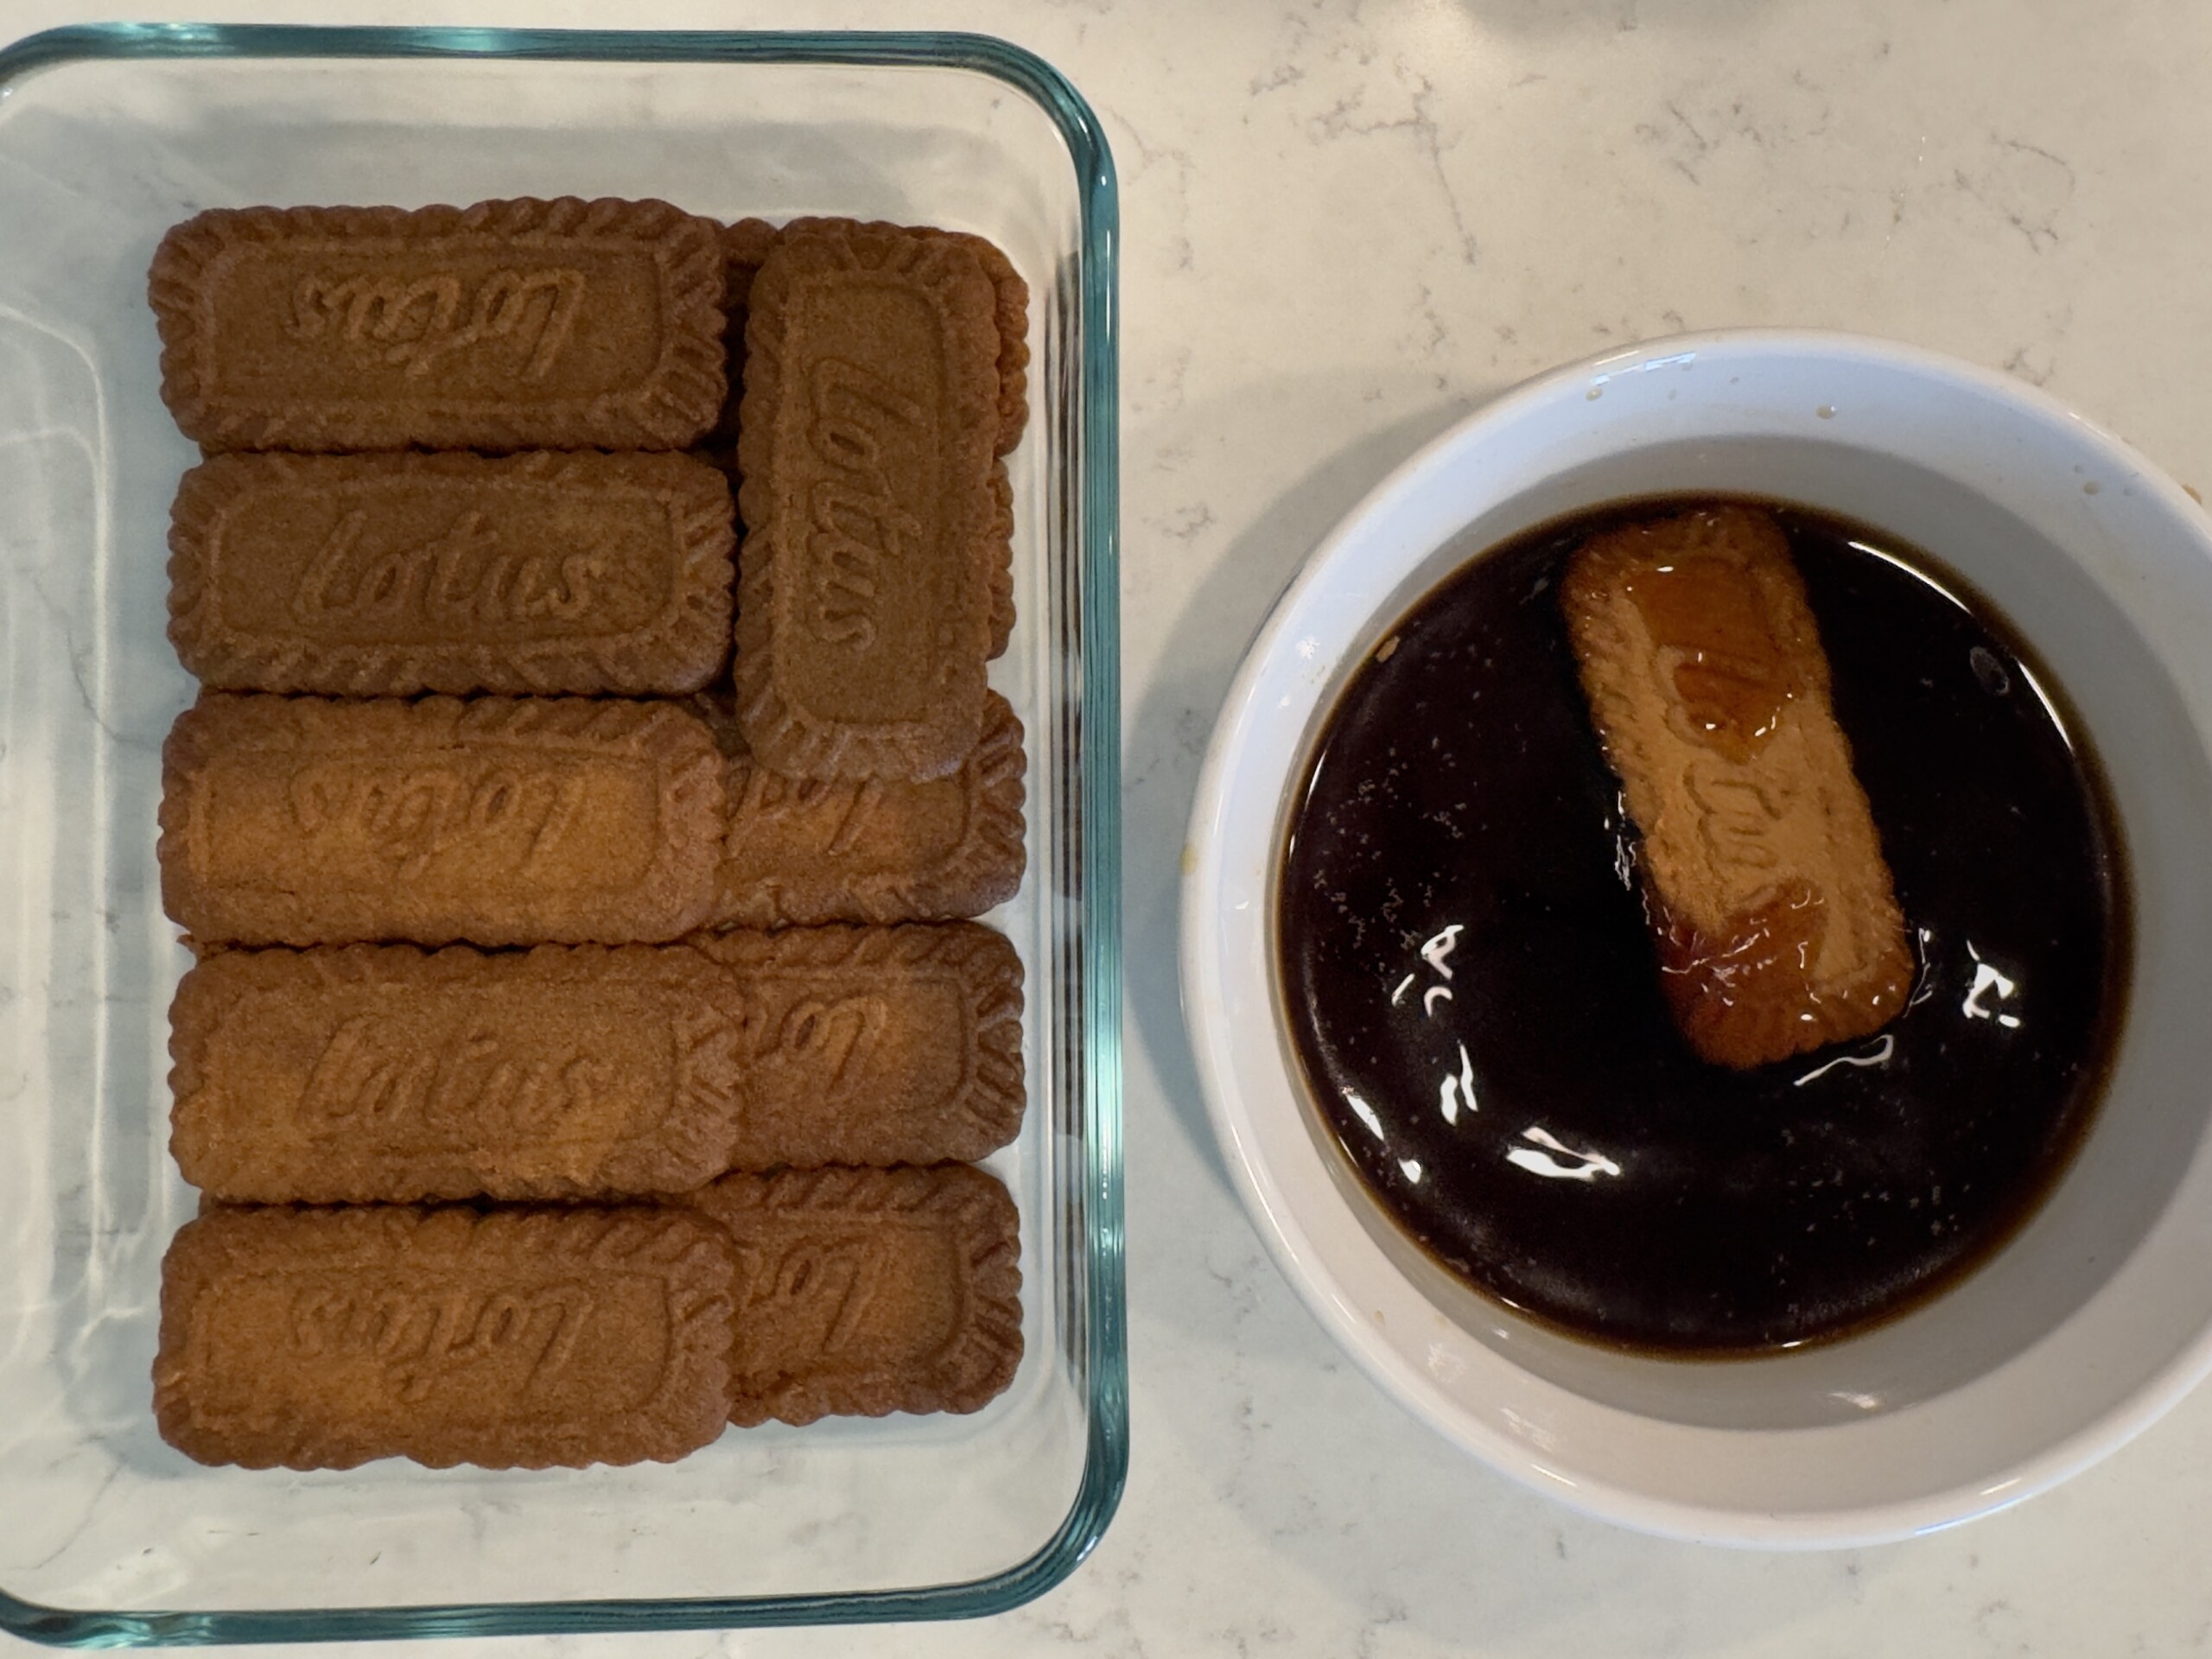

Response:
(1277, 498), (2126, 1353)
(1560, 506), (1915, 1066)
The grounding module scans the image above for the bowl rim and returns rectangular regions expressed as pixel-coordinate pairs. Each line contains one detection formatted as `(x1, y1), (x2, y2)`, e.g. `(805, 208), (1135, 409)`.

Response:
(1180, 324), (2212, 1548)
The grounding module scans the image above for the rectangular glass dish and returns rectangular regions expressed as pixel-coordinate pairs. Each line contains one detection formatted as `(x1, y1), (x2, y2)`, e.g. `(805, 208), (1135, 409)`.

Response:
(0, 25), (1122, 1646)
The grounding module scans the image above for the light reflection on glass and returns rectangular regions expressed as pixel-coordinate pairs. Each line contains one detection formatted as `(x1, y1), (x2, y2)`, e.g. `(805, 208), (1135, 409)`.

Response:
(1399, 1158), (1424, 1184)
(1344, 1090), (1385, 1141)
(1505, 1124), (1622, 1182)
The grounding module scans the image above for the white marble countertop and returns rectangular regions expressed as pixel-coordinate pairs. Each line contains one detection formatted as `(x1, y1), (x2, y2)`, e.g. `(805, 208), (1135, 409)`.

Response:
(11, 0), (2212, 1653)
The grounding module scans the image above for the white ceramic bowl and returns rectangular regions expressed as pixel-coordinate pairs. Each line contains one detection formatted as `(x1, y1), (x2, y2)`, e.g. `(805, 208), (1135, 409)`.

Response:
(1181, 329), (2212, 1547)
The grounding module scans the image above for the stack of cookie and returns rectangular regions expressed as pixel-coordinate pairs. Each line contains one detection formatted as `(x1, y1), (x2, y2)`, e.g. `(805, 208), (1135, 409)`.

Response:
(143, 200), (1031, 1471)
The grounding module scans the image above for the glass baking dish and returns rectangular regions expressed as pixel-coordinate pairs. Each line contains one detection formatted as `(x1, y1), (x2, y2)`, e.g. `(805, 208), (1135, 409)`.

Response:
(0, 23), (1122, 1646)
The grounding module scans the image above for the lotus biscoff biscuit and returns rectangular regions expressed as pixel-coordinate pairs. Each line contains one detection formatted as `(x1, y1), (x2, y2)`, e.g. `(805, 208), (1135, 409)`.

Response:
(170, 929), (1025, 1200)
(168, 944), (752, 1204)
(701, 687), (1027, 929)
(687, 1164), (1021, 1426)
(686, 924), (1025, 1169)
(734, 221), (1004, 780)
(148, 197), (726, 453)
(775, 218), (1031, 457)
(721, 218), (1027, 459)
(1560, 504), (1915, 1069)
(153, 1205), (738, 1470)
(168, 451), (734, 696)
(728, 219), (1024, 658)
(149, 197), (725, 452)
(158, 695), (724, 947)
(145, 193), (1038, 1467)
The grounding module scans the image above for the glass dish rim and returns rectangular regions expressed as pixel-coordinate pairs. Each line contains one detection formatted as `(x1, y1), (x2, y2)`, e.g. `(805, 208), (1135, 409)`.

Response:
(0, 20), (1124, 1649)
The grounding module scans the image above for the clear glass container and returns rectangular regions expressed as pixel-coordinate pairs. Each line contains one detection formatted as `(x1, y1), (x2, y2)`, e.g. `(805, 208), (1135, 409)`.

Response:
(0, 24), (1122, 1646)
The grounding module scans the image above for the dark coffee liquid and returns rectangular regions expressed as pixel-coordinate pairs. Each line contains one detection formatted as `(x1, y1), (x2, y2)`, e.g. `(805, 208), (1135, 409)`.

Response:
(1276, 499), (2128, 1354)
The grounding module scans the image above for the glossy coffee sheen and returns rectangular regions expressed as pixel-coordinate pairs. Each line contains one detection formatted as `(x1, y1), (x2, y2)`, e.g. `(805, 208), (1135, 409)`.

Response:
(1276, 499), (2128, 1355)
